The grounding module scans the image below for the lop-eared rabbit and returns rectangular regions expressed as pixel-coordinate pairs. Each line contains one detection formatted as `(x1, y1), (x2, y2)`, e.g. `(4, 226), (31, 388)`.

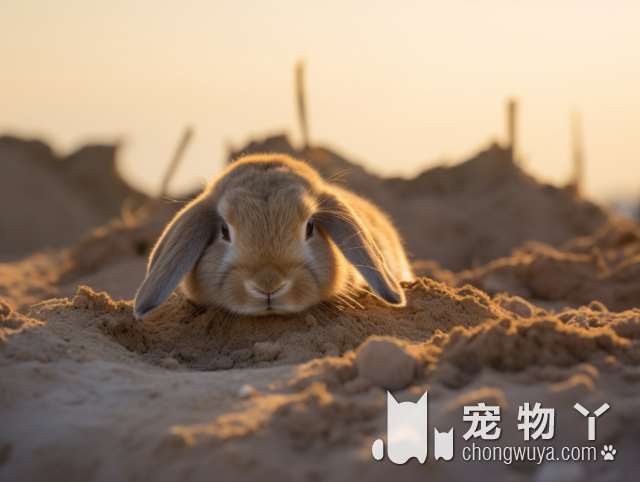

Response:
(134, 154), (413, 318)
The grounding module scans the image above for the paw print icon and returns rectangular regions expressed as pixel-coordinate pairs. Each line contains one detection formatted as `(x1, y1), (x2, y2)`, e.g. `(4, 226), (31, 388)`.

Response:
(601, 444), (616, 461)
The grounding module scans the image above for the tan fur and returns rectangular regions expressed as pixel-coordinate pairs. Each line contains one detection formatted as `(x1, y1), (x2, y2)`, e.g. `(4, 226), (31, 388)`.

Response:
(134, 154), (413, 318)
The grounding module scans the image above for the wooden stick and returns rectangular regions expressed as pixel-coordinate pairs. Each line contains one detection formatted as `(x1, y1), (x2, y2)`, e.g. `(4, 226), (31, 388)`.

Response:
(159, 126), (194, 198)
(295, 60), (310, 149)
(569, 110), (584, 194)
(506, 98), (518, 163)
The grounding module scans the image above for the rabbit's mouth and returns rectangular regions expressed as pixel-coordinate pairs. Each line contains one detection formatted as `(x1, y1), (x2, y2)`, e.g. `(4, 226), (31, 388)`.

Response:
(232, 302), (309, 316)
(243, 279), (292, 301)
(239, 278), (304, 315)
(233, 290), (312, 316)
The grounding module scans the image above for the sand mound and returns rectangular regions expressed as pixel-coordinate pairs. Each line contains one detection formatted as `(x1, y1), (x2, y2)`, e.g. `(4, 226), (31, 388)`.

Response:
(456, 219), (640, 311)
(3, 278), (638, 481)
(0, 201), (179, 312)
(1, 133), (638, 481)
(28, 280), (499, 371)
(157, 302), (640, 481)
(355, 337), (417, 390)
(59, 200), (178, 279)
(0, 136), (147, 261)
(229, 134), (609, 270)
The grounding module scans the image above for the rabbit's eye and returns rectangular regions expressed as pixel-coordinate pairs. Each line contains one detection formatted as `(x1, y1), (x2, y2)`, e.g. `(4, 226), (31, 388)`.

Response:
(221, 222), (231, 242)
(305, 220), (314, 239)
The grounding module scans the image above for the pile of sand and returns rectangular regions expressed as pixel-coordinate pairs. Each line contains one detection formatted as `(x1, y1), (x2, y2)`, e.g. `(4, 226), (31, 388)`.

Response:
(2, 277), (639, 481)
(456, 218), (640, 312)
(69, 279), (502, 370)
(0, 136), (148, 261)
(0, 200), (178, 312)
(230, 134), (609, 270)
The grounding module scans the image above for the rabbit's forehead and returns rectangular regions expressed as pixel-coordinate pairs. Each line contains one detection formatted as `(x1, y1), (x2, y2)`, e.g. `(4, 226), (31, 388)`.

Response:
(218, 186), (316, 225)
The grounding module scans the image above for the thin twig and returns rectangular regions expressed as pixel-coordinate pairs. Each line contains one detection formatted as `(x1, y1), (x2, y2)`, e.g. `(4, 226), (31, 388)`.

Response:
(295, 60), (310, 149)
(569, 109), (584, 194)
(159, 126), (194, 198)
(506, 97), (518, 163)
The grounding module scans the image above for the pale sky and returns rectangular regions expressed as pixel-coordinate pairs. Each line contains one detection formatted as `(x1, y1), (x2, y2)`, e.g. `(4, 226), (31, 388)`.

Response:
(1, 1), (639, 200)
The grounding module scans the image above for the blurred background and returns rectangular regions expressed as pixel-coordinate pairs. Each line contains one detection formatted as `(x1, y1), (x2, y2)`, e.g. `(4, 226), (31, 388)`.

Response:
(2, 0), (639, 203)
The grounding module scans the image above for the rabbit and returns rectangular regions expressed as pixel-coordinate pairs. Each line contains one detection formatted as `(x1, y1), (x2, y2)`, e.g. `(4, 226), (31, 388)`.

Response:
(133, 154), (413, 319)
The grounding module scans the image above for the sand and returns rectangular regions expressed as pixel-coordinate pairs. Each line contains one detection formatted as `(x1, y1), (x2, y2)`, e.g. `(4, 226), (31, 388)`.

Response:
(456, 218), (640, 312)
(0, 136), (147, 262)
(1, 135), (639, 481)
(2, 281), (639, 481)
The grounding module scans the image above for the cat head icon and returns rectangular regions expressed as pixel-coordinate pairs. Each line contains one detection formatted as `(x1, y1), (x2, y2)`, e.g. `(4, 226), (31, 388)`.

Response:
(433, 428), (454, 461)
(372, 391), (428, 464)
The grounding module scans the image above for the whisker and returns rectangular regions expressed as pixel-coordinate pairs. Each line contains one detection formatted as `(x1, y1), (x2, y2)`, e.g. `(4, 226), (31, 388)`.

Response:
(336, 292), (364, 310)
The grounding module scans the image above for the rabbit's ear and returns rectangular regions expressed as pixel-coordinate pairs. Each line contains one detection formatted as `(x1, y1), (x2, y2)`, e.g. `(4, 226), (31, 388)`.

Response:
(134, 196), (219, 319)
(317, 192), (405, 306)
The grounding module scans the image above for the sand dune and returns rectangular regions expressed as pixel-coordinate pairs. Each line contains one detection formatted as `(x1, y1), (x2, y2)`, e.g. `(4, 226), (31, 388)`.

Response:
(456, 219), (640, 312)
(0, 136), (147, 261)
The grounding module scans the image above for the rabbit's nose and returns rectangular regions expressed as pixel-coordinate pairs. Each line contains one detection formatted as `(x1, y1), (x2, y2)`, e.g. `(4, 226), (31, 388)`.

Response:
(244, 270), (291, 299)
(244, 280), (291, 299)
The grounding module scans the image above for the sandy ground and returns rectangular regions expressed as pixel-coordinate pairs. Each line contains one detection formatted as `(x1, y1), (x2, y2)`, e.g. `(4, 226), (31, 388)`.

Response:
(0, 136), (147, 261)
(1, 136), (639, 481)
(2, 280), (640, 481)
